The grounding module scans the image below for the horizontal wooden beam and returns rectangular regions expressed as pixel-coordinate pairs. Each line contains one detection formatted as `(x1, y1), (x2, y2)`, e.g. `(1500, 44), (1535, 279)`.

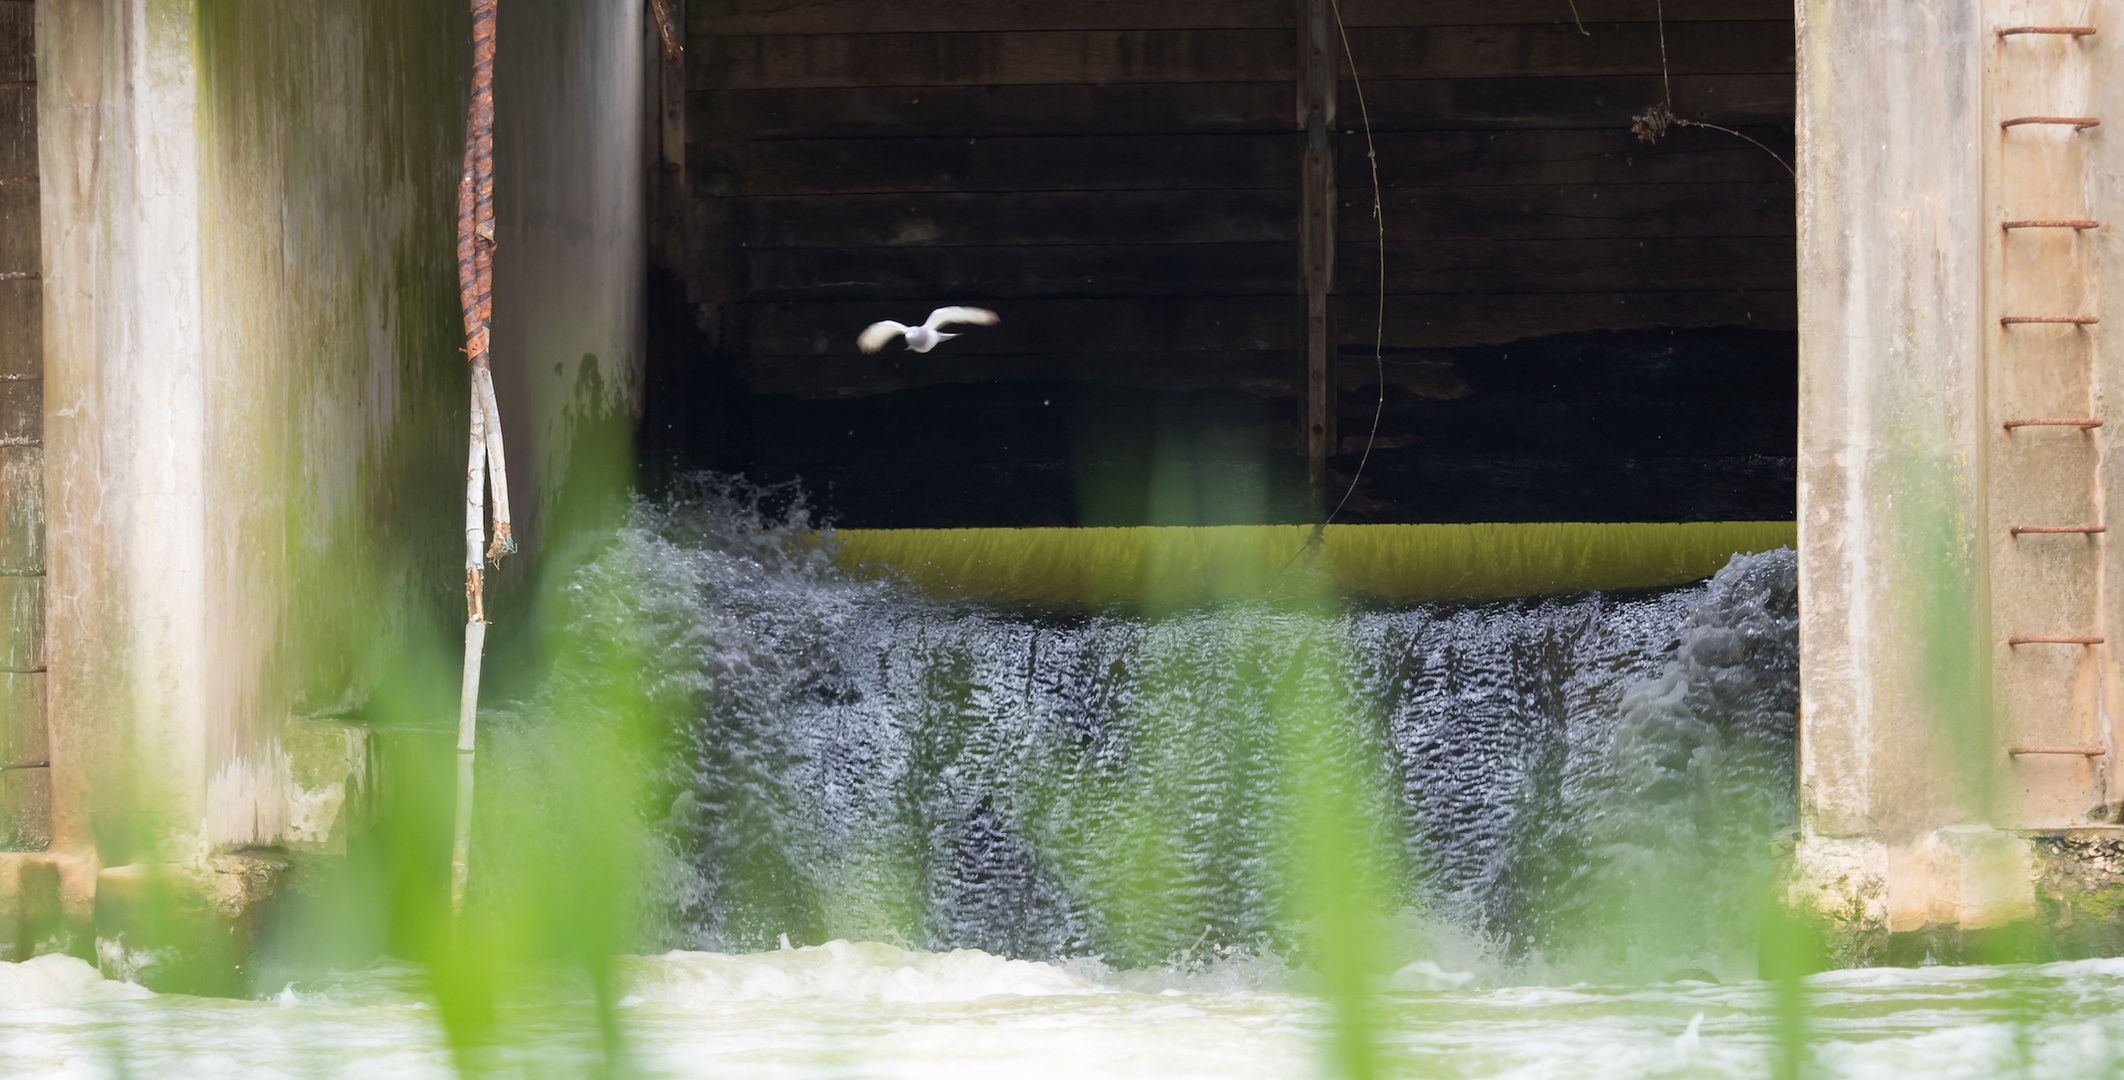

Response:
(724, 234), (1790, 301)
(702, 134), (1299, 196)
(693, 0), (1790, 36)
(693, 21), (1790, 91)
(698, 129), (1791, 198)
(729, 190), (1299, 248)
(716, 181), (1794, 249)
(692, 73), (1791, 140)
(1334, 289), (1795, 346)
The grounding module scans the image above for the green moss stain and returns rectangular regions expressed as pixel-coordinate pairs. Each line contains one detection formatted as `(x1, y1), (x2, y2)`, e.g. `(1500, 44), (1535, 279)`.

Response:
(1882, 439), (1992, 818)
(194, 0), (469, 716)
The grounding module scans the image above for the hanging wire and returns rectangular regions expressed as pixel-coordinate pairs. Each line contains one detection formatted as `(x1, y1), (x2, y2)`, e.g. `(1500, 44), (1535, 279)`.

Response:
(1631, 0), (1795, 177)
(1279, 0), (1386, 579)
(1324, 0), (1385, 528)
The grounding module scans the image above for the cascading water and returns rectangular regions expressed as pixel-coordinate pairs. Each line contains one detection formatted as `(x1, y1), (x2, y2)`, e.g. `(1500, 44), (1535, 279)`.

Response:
(28, 480), (2124, 1080)
(517, 478), (1798, 978)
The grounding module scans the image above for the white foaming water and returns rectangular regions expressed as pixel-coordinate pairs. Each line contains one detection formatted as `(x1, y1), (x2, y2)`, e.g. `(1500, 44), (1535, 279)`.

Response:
(7, 947), (2124, 1078)
(0, 955), (153, 1010)
(620, 939), (1101, 1003)
(511, 479), (1800, 975)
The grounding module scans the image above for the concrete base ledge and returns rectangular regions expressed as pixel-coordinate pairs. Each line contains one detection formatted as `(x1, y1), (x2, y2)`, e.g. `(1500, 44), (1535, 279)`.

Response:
(1789, 826), (2124, 968)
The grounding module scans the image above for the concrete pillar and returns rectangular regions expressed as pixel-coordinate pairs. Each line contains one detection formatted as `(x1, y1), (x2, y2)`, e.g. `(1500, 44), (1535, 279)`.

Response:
(1797, 0), (2124, 959)
(13, 0), (647, 940)
(38, 0), (213, 905)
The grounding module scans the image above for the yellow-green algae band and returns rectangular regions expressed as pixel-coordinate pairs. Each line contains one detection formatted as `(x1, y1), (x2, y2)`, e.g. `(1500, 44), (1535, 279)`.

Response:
(834, 521), (1798, 607)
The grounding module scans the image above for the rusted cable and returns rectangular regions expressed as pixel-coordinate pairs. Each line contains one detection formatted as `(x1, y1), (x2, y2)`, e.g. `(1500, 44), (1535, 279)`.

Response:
(2004, 418), (2101, 429)
(457, 0), (510, 573)
(2003, 219), (2101, 229)
(1997, 26), (2096, 36)
(2008, 746), (2106, 756)
(648, 0), (682, 62)
(2002, 315), (2099, 325)
(2001, 116), (2101, 129)
(2009, 525), (2105, 536)
(452, 0), (503, 926)
(2008, 636), (2104, 645)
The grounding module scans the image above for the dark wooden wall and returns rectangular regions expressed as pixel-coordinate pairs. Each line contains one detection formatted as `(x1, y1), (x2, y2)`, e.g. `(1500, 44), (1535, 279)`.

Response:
(649, 0), (1796, 527)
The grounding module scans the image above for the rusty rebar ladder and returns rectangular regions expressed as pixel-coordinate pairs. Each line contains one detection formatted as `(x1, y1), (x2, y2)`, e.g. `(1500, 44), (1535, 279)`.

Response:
(1997, 22), (2111, 762)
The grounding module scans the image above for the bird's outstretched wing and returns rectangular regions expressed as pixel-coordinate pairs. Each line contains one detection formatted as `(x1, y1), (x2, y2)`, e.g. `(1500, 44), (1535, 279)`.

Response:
(858, 321), (909, 354)
(924, 306), (1000, 331)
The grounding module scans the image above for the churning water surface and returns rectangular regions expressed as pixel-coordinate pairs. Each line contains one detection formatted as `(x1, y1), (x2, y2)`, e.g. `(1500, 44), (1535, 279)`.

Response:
(5, 481), (2114, 1077)
(8, 945), (2124, 1078)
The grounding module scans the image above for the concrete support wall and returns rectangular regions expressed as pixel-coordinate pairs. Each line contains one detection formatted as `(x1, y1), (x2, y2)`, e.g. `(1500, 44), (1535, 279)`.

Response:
(11, 0), (645, 922)
(492, 0), (646, 560)
(1797, 0), (2124, 954)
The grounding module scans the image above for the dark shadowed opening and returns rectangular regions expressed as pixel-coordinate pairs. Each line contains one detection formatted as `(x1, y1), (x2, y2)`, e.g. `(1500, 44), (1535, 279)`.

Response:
(644, 2), (1796, 528)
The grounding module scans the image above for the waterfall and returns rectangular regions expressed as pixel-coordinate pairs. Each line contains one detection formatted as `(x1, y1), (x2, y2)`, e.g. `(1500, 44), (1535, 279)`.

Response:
(511, 478), (1798, 975)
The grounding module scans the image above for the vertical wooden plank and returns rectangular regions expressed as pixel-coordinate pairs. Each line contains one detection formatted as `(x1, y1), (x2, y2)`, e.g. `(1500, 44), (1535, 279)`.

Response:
(1298, 0), (1336, 510)
(0, 0), (42, 851)
(652, 0), (689, 276)
(0, 671), (48, 851)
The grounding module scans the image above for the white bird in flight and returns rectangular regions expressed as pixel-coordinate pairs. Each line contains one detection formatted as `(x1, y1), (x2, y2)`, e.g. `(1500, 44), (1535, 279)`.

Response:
(857, 306), (1000, 354)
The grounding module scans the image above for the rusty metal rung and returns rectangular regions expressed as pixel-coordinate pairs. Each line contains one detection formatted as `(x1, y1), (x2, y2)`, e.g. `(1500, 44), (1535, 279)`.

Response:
(0, 666), (46, 674)
(0, 272), (39, 282)
(2002, 315), (2099, 325)
(2010, 525), (2105, 536)
(0, 760), (47, 772)
(2008, 636), (2104, 645)
(0, 373), (40, 382)
(2009, 746), (2107, 756)
(0, 176), (35, 186)
(2002, 219), (2102, 229)
(2002, 116), (2102, 129)
(1997, 26), (2098, 36)
(2004, 418), (2101, 429)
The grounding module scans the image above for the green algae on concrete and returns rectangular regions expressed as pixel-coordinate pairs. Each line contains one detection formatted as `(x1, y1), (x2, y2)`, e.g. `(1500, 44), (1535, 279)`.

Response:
(833, 521), (1798, 607)
(194, 0), (472, 741)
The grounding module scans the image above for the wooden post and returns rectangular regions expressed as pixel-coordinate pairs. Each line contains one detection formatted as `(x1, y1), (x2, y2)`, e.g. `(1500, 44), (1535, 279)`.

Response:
(0, 0), (47, 852)
(650, 0), (687, 275)
(1298, 0), (1337, 513)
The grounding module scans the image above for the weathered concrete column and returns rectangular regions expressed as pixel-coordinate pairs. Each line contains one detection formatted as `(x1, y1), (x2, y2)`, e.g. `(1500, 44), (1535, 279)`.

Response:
(38, 0), (214, 905)
(1797, 0), (2124, 960)
(15, 0), (648, 958)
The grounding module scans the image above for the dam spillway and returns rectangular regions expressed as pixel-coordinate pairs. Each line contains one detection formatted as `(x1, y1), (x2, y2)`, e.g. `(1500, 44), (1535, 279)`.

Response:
(493, 482), (1800, 974)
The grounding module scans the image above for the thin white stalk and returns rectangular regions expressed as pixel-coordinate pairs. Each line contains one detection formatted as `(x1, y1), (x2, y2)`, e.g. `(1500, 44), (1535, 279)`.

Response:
(452, 381), (488, 920)
(475, 364), (513, 557)
(463, 391), (487, 580)
(452, 618), (486, 918)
